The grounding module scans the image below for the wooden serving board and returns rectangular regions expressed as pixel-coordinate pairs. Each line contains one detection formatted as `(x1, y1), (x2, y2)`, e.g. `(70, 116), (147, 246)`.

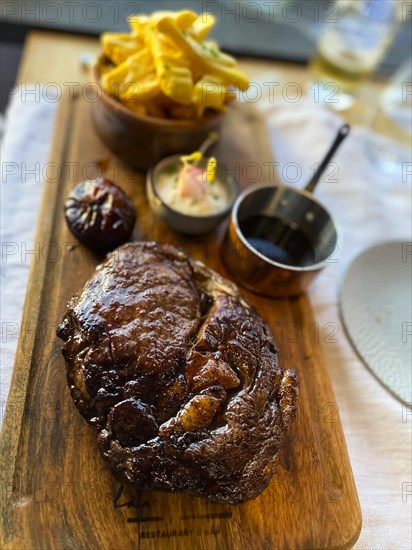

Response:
(0, 95), (361, 550)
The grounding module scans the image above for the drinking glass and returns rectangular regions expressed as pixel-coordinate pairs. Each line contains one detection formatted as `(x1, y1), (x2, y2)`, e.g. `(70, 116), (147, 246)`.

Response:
(365, 56), (412, 174)
(309, 0), (400, 110)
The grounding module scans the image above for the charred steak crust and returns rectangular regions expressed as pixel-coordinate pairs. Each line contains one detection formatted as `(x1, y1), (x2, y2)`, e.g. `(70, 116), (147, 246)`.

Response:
(57, 242), (298, 503)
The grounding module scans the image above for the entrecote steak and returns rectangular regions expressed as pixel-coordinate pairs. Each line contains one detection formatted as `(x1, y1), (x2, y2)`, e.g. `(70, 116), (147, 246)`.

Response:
(57, 242), (299, 503)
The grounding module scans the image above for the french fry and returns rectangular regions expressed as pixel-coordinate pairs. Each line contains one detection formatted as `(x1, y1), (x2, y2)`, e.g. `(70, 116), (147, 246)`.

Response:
(174, 10), (198, 29)
(102, 48), (155, 97)
(192, 75), (228, 117)
(101, 32), (142, 65)
(121, 73), (160, 102)
(202, 40), (236, 67)
(128, 14), (150, 33)
(150, 32), (193, 105)
(156, 17), (250, 91)
(128, 10), (197, 34)
(190, 14), (216, 41)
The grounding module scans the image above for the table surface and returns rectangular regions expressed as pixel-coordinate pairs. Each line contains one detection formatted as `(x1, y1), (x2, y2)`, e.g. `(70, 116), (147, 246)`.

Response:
(9, 30), (412, 550)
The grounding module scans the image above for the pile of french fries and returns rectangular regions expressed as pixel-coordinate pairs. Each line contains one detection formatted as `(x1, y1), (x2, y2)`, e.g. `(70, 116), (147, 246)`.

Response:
(100, 10), (250, 119)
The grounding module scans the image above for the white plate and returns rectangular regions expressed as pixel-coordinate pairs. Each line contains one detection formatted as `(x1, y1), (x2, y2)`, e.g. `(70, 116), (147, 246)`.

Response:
(339, 242), (412, 403)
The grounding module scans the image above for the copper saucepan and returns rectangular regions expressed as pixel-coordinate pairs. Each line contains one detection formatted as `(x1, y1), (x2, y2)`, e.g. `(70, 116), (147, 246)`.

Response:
(221, 125), (349, 298)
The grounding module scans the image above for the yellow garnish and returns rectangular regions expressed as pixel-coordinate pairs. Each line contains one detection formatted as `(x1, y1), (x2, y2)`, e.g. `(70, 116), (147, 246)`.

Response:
(180, 151), (202, 165)
(207, 157), (217, 183)
(179, 150), (217, 183)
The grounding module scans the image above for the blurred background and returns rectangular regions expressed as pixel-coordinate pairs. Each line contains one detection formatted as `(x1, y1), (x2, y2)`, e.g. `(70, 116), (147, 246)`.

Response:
(1, 0), (411, 112)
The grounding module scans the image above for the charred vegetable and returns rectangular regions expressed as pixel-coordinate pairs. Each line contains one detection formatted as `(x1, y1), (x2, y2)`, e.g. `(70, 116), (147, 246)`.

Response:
(64, 178), (136, 252)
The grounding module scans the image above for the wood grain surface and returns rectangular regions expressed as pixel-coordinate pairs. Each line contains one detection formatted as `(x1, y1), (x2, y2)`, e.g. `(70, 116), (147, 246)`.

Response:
(0, 94), (361, 550)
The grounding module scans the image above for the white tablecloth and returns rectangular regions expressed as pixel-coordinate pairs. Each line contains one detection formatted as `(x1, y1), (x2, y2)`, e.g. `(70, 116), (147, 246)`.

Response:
(1, 93), (411, 549)
(0, 96), (57, 411)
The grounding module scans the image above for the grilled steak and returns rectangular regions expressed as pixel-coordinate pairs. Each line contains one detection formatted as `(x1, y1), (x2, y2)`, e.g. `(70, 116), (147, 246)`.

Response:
(57, 242), (298, 503)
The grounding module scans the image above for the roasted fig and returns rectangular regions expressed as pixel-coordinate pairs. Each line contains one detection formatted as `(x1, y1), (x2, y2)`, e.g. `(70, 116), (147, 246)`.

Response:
(64, 178), (136, 252)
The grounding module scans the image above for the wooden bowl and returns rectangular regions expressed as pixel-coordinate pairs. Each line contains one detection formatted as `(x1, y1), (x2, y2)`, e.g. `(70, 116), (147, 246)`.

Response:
(91, 58), (225, 171)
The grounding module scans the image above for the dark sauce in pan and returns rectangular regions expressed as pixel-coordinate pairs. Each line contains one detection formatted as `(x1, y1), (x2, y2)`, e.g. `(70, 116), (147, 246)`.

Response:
(239, 215), (317, 267)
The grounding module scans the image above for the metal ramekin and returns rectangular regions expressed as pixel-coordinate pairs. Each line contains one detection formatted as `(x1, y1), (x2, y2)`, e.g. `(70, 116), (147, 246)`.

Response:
(221, 184), (340, 297)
